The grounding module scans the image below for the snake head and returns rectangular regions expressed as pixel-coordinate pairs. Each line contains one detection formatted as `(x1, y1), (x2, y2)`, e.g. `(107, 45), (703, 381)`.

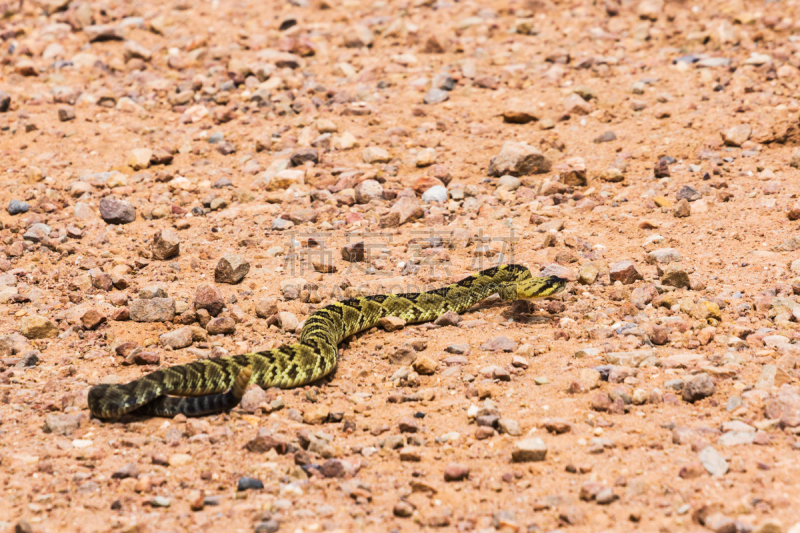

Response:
(517, 276), (568, 299)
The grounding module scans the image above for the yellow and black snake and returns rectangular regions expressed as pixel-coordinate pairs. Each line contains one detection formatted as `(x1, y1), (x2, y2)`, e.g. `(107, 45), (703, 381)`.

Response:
(88, 265), (567, 419)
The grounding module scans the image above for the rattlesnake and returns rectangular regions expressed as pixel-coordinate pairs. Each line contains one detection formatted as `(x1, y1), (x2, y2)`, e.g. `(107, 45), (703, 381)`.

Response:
(88, 265), (567, 419)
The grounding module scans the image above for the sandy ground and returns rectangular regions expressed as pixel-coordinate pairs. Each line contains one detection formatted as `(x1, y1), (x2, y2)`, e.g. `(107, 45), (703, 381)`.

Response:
(2, 0), (800, 531)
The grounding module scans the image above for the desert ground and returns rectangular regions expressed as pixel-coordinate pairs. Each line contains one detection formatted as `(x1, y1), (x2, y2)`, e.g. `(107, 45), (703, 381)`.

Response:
(2, 0), (800, 532)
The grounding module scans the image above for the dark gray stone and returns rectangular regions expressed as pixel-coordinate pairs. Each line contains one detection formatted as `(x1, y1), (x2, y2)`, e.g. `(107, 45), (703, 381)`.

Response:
(8, 200), (29, 215)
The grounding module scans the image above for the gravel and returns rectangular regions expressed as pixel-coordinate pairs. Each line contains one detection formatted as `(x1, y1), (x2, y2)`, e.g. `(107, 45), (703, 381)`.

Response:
(4, 0), (799, 529)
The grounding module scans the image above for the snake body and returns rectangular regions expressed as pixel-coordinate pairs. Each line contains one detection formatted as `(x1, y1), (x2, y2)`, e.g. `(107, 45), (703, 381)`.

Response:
(88, 265), (567, 419)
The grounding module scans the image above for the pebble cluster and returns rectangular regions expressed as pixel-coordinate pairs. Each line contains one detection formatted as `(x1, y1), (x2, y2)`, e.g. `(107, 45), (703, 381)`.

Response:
(2, 0), (800, 532)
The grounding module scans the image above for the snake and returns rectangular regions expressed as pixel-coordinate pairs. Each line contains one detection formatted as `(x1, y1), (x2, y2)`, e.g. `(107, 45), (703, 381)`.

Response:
(87, 265), (567, 419)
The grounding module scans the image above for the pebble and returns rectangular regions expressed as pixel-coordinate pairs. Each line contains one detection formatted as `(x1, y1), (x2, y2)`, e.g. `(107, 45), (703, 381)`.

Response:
(215, 254), (250, 284)
(43, 413), (82, 436)
(660, 266), (691, 289)
(423, 88), (449, 104)
(412, 355), (437, 375)
(502, 98), (540, 123)
(354, 180), (384, 203)
(682, 374), (715, 403)
(58, 107), (76, 122)
(487, 141), (551, 177)
(99, 197), (136, 224)
(80, 309), (106, 330)
(497, 418), (522, 436)
(699, 446), (728, 477)
(362, 146), (391, 164)
(444, 463), (470, 481)
(593, 131), (617, 143)
(277, 312), (299, 332)
(7, 200), (30, 215)
(158, 326), (192, 350)
(378, 316), (406, 331)
(130, 298), (176, 322)
(609, 261), (643, 284)
(394, 500), (414, 517)
(341, 242), (366, 262)
(434, 312), (461, 327)
(152, 229), (180, 260)
(20, 316), (58, 339)
(237, 476), (264, 491)
(480, 336), (517, 352)
(206, 317), (235, 335)
(511, 438), (548, 462)
(23, 223), (51, 243)
(415, 147), (437, 167)
(421, 185), (448, 203)
(194, 284), (225, 316)
(721, 124), (752, 147)
(646, 248), (681, 264)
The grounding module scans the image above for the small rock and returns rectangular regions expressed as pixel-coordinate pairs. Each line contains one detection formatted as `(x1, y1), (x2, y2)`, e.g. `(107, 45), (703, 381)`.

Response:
(673, 198), (691, 218)
(80, 309), (106, 330)
(415, 147), (437, 167)
(255, 298), (279, 319)
(594, 131), (617, 143)
(194, 284), (225, 316)
(434, 311), (461, 327)
(341, 242), (366, 262)
(206, 317), (235, 335)
(237, 476), (264, 491)
(215, 254), (250, 284)
(676, 185), (701, 202)
(152, 229), (180, 260)
(7, 200), (30, 215)
(319, 459), (345, 478)
(379, 316), (406, 332)
(654, 158), (671, 178)
(399, 446), (422, 461)
(421, 185), (448, 203)
(111, 463), (139, 479)
(699, 446), (728, 477)
(497, 419), (522, 436)
(99, 197), (136, 224)
(58, 107), (76, 122)
(245, 434), (287, 454)
(609, 261), (643, 284)
(412, 355), (437, 375)
(128, 148), (153, 170)
(579, 263), (600, 285)
(488, 141), (552, 177)
(590, 393), (612, 411)
(682, 373), (715, 403)
(277, 311), (299, 332)
(302, 405), (330, 424)
(20, 315), (58, 339)
(660, 266), (691, 289)
(394, 500), (414, 517)
(444, 463), (470, 481)
(160, 326), (193, 349)
(423, 88), (449, 104)
(480, 336), (517, 352)
(354, 180), (384, 203)
(511, 438), (548, 462)
(43, 413), (81, 436)
(721, 124), (752, 147)
(558, 157), (587, 186)
(502, 98), (540, 123)
(362, 146), (391, 164)
(130, 298), (175, 322)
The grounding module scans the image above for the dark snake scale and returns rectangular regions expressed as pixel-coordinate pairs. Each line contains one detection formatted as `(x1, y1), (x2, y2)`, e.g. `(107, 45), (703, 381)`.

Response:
(88, 265), (567, 419)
